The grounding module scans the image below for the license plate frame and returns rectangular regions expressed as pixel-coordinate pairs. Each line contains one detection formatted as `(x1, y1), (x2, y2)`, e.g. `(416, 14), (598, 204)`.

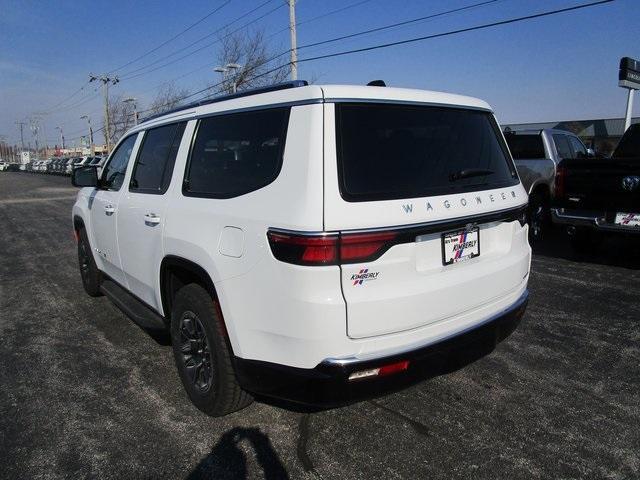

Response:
(441, 227), (480, 266)
(614, 212), (640, 228)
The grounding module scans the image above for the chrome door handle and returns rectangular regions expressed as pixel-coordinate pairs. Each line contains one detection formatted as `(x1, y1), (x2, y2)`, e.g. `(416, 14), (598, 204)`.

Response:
(104, 205), (115, 215)
(144, 213), (161, 226)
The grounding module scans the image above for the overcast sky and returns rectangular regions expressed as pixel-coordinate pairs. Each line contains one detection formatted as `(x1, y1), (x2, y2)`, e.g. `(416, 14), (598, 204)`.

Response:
(1, 0), (638, 147)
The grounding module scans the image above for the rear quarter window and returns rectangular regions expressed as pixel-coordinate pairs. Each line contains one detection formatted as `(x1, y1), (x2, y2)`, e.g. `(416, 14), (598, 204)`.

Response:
(336, 103), (519, 202)
(184, 107), (290, 198)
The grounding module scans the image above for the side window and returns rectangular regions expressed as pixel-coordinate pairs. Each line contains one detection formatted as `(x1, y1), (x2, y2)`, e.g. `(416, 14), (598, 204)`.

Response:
(130, 122), (187, 194)
(101, 135), (137, 191)
(568, 136), (587, 158)
(184, 107), (290, 198)
(552, 134), (572, 160)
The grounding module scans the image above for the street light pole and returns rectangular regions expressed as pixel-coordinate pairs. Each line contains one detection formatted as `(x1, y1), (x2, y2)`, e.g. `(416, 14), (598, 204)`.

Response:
(226, 63), (242, 93)
(214, 66), (228, 92)
(123, 97), (138, 125)
(56, 126), (65, 150)
(80, 115), (94, 155)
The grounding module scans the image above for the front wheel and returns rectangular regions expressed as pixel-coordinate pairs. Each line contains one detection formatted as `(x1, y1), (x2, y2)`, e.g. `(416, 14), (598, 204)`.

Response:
(77, 228), (102, 297)
(170, 283), (252, 416)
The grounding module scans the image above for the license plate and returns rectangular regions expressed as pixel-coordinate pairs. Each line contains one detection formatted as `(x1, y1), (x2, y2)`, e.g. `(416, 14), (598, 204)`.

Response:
(442, 228), (480, 265)
(614, 212), (640, 227)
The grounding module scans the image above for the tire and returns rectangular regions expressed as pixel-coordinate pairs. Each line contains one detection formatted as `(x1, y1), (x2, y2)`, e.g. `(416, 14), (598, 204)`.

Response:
(77, 228), (102, 297)
(170, 283), (252, 416)
(527, 192), (548, 244)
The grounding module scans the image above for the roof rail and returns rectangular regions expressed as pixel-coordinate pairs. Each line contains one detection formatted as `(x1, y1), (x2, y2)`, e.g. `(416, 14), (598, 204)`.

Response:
(141, 80), (309, 123)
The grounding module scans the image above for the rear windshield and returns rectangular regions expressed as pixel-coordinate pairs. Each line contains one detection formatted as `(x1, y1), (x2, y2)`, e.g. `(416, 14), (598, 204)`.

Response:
(504, 133), (546, 159)
(336, 103), (519, 202)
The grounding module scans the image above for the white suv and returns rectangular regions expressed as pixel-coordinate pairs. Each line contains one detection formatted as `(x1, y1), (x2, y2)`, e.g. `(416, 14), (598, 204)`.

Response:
(71, 81), (531, 416)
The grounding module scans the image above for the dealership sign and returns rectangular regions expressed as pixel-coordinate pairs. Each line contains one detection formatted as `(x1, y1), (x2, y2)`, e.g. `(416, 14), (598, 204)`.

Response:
(619, 57), (640, 89)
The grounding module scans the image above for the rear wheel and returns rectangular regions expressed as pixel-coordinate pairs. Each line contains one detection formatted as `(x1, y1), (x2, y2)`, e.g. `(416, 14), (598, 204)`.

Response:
(170, 283), (252, 416)
(77, 228), (102, 297)
(527, 191), (548, 244)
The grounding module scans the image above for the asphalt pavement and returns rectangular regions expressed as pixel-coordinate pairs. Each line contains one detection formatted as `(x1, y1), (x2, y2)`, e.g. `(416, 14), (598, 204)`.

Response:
(0, 172), (638, 480)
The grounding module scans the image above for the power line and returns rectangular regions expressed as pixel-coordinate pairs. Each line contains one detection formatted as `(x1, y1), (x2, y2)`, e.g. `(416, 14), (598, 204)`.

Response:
(187, 0), (617, 109)
(295, 0), (615, 64)
(108, 0), (232, 74)
(139, 0), (505, 102)
(118, 0), (282, 79)
(119, 0), (616, 125)
(298, 0), (500, 52)
(147, 0), (372, 92)
(35, 81), (91, 115)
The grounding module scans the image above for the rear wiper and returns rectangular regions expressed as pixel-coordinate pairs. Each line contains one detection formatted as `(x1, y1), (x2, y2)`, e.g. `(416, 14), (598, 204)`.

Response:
(449, 168), (494, 182)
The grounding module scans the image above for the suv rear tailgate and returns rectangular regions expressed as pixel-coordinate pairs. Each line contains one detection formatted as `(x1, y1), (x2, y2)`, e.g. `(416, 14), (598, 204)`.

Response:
(323, 101), (530, 338)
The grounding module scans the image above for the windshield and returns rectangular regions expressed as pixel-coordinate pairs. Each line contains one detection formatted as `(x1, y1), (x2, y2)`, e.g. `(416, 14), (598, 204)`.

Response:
(336, 103), (519, 202)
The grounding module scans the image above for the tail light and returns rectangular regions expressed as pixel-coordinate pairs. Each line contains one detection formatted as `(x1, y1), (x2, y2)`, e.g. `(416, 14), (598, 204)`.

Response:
(555, 165), (566, 198)
(348, 360), (410, 381)
(267, 229), (398, 266)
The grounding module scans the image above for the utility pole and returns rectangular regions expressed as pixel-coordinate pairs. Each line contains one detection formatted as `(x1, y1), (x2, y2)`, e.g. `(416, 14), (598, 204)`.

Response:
(56, 126), (65, 150)
(89, 74), (119, 153)
(288, 0), (298, 80)
(15, 121), (26, 152)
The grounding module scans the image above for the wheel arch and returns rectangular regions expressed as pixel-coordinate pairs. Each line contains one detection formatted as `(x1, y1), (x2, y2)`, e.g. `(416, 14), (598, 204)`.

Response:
(159, 255), (218, 319)
(160, 255), (236, 355)
(529, 182), (550, 202)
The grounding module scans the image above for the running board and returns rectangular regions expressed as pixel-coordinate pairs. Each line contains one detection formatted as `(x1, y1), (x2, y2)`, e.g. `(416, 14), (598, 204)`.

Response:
(100, 280), (167, 333)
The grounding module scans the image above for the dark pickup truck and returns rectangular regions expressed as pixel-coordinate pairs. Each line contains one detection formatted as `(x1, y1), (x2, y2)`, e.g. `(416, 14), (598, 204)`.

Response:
(552, 123), (640, 251)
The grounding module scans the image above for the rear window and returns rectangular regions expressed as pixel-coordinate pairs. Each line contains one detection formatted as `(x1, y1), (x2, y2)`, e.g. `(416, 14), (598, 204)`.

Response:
(504, 133), (546, 159)
(184, 108), (290, 198)
(553, 134), (573, 160)
(336, 103), (518, 202)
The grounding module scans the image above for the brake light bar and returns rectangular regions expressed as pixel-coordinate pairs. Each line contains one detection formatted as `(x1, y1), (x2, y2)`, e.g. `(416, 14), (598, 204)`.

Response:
(267, 229), (398, 266)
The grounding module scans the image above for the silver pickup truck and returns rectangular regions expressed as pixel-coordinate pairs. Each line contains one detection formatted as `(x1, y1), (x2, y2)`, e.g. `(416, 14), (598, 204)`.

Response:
(504, 128), (591, 241)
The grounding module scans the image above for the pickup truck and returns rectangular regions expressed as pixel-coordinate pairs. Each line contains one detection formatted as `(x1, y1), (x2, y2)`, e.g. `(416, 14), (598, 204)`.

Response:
(552, 123), (640, 251)
(504, 128), (592, 242)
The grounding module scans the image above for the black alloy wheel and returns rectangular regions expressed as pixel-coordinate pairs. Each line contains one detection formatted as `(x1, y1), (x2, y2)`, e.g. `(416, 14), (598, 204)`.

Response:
(178, 312), (214, 393)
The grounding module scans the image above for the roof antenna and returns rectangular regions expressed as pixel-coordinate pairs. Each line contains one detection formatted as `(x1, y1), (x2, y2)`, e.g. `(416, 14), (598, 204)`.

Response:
(367, 80), (386, 87)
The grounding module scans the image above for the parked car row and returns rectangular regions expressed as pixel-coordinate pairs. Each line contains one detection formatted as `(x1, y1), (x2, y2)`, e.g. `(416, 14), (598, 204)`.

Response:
(23, 156), (105, 176)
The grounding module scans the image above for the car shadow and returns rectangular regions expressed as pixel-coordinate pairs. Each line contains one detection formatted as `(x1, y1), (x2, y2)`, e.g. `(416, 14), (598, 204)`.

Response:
(533, 225), (640, 270)
(186, 427), (289, 480)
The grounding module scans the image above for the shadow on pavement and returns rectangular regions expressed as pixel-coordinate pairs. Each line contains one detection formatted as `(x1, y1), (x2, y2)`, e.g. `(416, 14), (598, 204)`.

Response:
(186, 427), (289, 480)
(533, 225), (640, 270)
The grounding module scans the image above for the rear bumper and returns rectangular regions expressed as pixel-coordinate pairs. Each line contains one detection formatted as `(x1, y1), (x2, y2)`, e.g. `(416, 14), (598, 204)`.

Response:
(551, 208), (640, 235)
(234, 289), (528, 408)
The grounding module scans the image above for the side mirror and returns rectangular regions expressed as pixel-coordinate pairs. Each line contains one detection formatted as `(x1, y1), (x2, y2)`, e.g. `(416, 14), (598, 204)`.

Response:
(72, 165), (99, 187)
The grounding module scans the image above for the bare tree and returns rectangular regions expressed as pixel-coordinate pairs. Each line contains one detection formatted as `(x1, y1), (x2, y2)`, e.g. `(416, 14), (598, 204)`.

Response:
(104, 94), (137, 146)
(214, 29), (290, 94)
(147, 82), (190, 116)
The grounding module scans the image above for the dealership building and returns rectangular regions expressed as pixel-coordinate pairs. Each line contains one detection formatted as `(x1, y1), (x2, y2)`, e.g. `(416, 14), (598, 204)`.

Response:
(502, 116), (639, 155)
